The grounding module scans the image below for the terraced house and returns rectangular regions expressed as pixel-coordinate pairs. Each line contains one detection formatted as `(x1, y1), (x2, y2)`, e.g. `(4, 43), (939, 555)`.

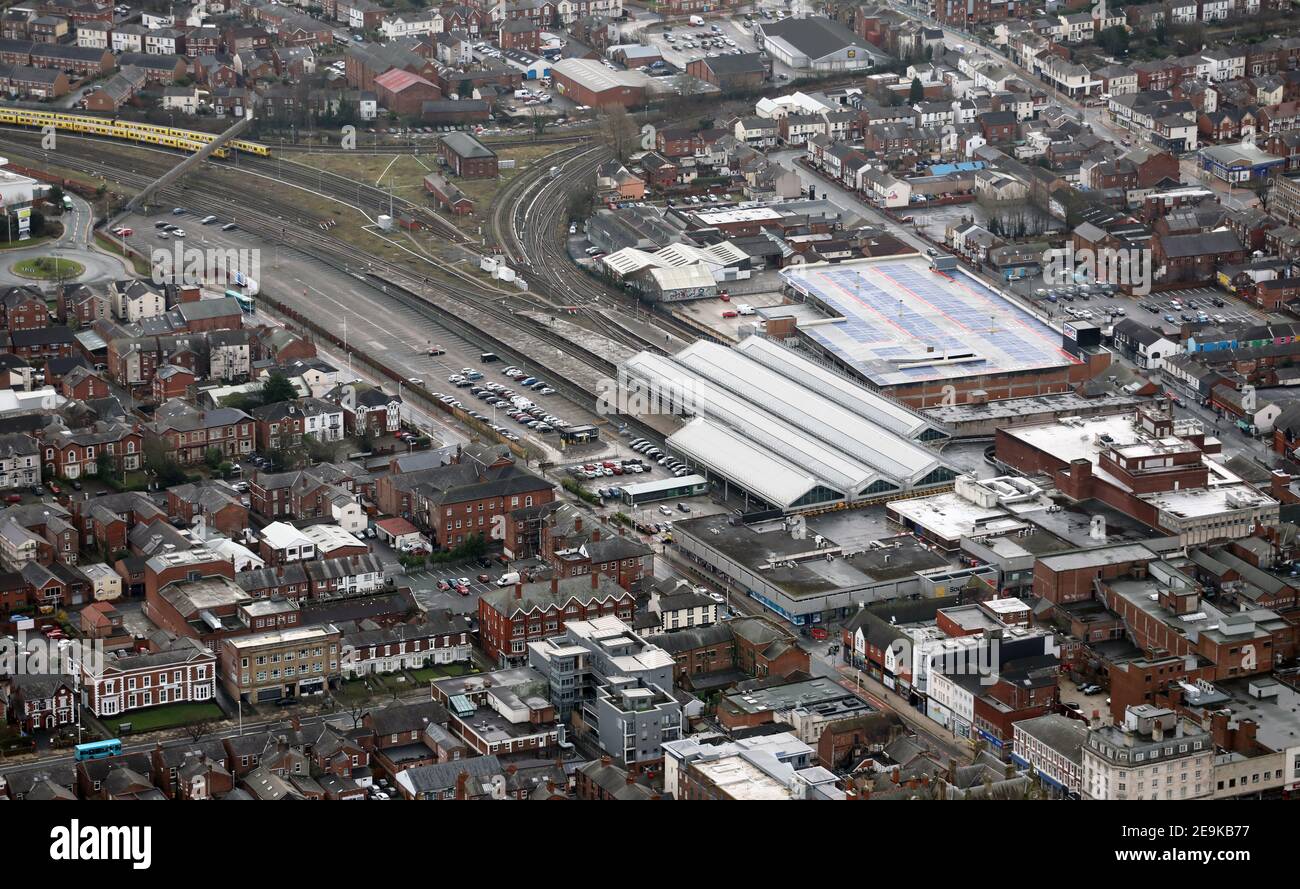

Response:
(41, 423), (143, 480)
(340, 611), (473, 677)
(147, 399), (254, 466)
(0, 433), (38, 491)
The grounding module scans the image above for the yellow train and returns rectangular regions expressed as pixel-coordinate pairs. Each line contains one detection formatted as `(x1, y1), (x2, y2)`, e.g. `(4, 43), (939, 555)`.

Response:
(0, 106), (270, 157)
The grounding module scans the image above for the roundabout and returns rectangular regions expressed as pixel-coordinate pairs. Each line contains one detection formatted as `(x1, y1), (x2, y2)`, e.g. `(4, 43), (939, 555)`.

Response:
(9, 255), (85, 281)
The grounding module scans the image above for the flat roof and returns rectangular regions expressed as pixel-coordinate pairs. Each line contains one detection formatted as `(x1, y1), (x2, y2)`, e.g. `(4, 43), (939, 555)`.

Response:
(782, 257), (1078, 387)
(722, 676), (871, 715)
(1142, 484), (1277, 520)
(224, 624), (338, 649)
(676, 511), (950, 599)
(891, 491), (1026, 541)
(1003, 411), (1276, 520)
(616, 474), (707, 496)
(923, 391), (1149, 425)
(1036, 543), (1159, 572)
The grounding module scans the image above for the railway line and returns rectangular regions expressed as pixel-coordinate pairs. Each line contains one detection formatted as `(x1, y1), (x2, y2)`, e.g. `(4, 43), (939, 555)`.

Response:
(0, 128), (689, 448)
(0, 131), (640, 413)
(490, 144), (703, 352)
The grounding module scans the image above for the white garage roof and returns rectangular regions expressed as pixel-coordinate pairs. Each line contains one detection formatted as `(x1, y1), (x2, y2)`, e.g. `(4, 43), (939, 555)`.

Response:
(552, 58), (651, 92)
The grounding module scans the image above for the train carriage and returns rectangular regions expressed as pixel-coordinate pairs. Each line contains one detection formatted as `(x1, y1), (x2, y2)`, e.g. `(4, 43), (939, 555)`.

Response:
(0, 106), (267, 158)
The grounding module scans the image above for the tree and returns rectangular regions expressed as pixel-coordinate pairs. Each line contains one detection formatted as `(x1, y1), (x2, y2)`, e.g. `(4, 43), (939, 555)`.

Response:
(143, 436), (188, 487)
(566, 181), (595, 223)
(186, 719), (215, 744)
(909, 76), (924, 105)
(596, 106), (639, 162)
(204, 447), (223, 470)
(302, 433), (337, 465)
(260, 372), (297, 405)
(96, 451), (115, 481)
(1096, 25), (1130, 57)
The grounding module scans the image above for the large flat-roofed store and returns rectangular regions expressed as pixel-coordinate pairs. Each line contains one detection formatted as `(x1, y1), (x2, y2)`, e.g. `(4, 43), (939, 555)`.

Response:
(776, 257), (1110, 408)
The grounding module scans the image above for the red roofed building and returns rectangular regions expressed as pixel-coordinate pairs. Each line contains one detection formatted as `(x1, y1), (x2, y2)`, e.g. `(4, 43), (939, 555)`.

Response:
(375, 516), (425, 551)
(373, 68), (441, 116)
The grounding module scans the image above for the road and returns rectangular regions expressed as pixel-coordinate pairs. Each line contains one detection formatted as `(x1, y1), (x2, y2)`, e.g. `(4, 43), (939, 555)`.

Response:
(0, 679), (442, 787)
(0, 193), (133, 287)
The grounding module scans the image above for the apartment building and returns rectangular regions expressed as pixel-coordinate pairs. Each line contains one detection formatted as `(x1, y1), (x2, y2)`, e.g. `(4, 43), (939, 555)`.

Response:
(219, 624), (341, 704)
(1082, 705), (1214, 800)
(528, 616), (681, 766)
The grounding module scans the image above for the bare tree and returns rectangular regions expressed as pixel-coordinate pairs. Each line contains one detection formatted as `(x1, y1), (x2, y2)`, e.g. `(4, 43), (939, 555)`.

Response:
(596, 106), (640, 162)
(186, 719), (215, 744)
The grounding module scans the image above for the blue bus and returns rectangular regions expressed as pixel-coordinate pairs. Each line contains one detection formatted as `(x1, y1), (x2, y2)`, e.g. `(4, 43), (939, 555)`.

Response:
(74, 739), (122, 761)
(226, 289), (255, 315)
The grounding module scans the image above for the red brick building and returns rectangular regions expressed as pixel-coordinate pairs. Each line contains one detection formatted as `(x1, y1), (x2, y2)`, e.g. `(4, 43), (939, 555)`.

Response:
(42, 423), (144, 481)
(373, 67), (441, 115)
(1, 286), (50, 331)
(79, 639), (217, 719)
(3, 674), (76, 733)
(60, 366), (110, 402)
(146, 401), (254, 466)
(477, 574), (635, 665)
(438, 131), (498, 179)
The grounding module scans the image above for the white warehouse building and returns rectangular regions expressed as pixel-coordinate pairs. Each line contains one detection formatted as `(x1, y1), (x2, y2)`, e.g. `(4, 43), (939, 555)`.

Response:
(756, 17), (890, 72)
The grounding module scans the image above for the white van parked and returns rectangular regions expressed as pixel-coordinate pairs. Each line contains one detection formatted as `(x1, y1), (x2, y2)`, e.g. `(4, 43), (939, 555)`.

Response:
(496, 571), (521, 586)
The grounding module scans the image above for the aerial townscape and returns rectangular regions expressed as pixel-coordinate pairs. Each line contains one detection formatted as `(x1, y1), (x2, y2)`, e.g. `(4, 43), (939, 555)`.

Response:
(0, 0), (1297, 829)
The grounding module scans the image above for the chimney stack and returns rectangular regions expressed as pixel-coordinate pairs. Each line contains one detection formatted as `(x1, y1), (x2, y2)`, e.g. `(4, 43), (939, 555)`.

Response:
(514, 582), (523, 600)
(591, 571), (599, 590)
(455, 771), (469, 801)
(574, 517), (583, 533)
(550, 576), (558, 594)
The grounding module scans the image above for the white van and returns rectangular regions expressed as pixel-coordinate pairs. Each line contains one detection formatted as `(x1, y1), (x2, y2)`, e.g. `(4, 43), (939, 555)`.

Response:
(496, 571), (521, 587)
(689, 14), (704, 25)
(735, 303), (755, 316)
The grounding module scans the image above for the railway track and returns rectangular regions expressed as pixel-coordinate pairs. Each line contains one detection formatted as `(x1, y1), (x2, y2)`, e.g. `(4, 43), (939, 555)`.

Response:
(0, 128), (681, 426)
(490, 144), (704, 352)
(0, 131), (628, 390)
